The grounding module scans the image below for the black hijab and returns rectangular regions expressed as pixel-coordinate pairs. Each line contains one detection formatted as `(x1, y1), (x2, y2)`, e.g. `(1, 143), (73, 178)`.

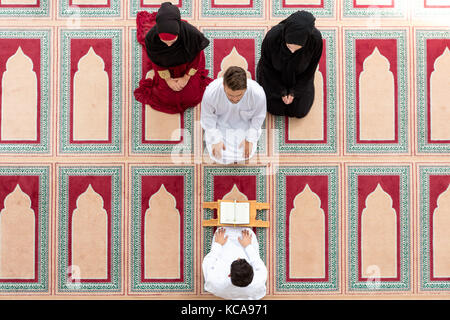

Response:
(144, 2), (210, 68)
(262, 10), (321, 90)
(283, 10), (316, 47)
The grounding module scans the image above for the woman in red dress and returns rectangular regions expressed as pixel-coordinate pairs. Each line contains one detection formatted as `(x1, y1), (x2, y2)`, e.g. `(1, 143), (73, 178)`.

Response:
(134, 2), (212, 114)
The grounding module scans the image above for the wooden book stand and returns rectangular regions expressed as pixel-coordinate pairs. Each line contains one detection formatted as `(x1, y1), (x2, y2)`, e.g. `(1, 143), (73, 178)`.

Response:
(202, 200), (270, 227)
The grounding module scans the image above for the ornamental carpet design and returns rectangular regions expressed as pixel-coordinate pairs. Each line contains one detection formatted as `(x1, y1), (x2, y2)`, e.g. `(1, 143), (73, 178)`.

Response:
(0, 0), (449, 299)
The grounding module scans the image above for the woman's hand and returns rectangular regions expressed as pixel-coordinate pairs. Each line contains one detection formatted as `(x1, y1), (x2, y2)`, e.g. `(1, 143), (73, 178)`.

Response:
(166, 78), (183, 91)
(282, 94), (294, 105)
(174, 74), (190, 90)
(167, 74), (190, 91)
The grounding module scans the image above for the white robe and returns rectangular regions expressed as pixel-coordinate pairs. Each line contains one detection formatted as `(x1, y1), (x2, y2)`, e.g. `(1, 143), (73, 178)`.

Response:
(202, 227), (267, 300)
(201, 78), (267, 164)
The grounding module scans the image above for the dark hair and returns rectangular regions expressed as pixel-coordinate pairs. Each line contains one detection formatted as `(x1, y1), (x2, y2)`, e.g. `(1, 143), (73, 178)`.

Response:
(223, 66), (247, 91)
(230, 259), (254, 287)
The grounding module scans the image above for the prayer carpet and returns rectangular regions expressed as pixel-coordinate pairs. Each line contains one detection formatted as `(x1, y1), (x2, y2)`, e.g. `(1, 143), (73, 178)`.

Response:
(0, 0), (449, 299)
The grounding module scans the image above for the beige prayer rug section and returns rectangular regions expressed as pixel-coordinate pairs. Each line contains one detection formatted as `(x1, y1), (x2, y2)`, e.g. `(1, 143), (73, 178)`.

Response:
(0, 0), (449, 300)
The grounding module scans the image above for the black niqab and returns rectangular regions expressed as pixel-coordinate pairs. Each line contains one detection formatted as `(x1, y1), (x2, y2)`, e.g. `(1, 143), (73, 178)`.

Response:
(144, 2), (210, 68)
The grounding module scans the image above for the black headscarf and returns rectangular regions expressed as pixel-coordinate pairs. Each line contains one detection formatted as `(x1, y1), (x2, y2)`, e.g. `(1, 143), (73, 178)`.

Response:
(257, 10), (322, 95)
(283, 10), (316, 46)
(145, 2), (210, 68)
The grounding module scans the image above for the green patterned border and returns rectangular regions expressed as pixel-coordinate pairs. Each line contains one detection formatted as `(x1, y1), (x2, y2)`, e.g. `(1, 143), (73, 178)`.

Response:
(343, 0), (406, 18)
(345, 30), (409, 154)
(0, 30), (50, 154)
(274, 30), (337, 154)
(202, 166), (267, 264)
(59, 29), (122, 154)
(130, 166), (194, 293)
(130, 29), (194, 155)
(59, 0), (121, 17)
(416, 30), (450, 153)
(419, 166), (450, 291)
(272, 0), (335, 18)
(0, 166), (49, 293)
(0, 2), (49, 16)
(57, 166), (122, 293)
(348, 165), (410, 291)
(201, 0), (263, 18)
(275, 166), (339, 292)
(202, 28), (267, 155)
(130, 0), (193, 18)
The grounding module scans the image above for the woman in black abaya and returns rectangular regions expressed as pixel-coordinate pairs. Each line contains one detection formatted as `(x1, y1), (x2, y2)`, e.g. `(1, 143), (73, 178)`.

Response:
(256, 10), (323, 118)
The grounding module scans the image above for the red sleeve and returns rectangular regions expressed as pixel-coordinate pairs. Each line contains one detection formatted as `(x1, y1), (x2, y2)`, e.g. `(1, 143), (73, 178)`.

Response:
(151, 50), (206, 79)
(151, 62), (171, 79)
(185, 50), (205, 76)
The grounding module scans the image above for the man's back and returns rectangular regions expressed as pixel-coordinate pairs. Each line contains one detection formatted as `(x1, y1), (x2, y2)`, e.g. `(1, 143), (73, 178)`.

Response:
(202, 227), (267, 300)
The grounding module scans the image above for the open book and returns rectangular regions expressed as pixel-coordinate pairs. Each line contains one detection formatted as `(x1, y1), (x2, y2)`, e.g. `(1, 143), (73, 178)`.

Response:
(219, 200), (250, 225)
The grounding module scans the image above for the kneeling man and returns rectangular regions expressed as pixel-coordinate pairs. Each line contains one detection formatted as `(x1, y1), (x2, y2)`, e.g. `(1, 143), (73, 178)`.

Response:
(202, 227), (267, 300)
(201, 66), (266, 164)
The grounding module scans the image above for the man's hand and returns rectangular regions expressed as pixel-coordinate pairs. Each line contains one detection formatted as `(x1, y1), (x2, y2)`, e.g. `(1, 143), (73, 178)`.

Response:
(239, 139), (253, 159)
(212, 141), (226, 159)
(238, 229), (252, 248)
(282, 94), (294, 105)
(166, 78), (183, 91)
(214, 228), (228, 246)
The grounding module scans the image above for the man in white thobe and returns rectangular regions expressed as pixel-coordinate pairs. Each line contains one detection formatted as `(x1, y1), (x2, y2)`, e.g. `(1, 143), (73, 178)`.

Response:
(202, 227), (267, 300)
(201, 66), (267, 164)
